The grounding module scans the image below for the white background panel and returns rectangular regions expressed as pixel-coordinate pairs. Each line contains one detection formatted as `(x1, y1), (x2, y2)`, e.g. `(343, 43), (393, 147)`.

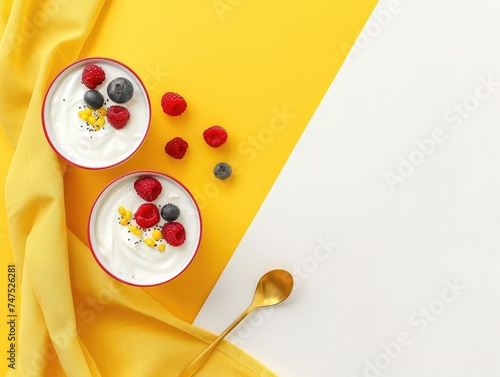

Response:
(196, 0), (500, 375)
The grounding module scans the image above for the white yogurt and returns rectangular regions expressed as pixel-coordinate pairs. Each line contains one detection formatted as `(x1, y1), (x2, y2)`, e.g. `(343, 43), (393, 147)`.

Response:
(42, 58), (150, 169)
(89, 172), (202, 286)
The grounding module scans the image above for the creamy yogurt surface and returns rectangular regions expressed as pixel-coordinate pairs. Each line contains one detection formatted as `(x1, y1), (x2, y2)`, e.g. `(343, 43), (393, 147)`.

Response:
(43, 58), (150, 169)
(89, 172), (202, 286)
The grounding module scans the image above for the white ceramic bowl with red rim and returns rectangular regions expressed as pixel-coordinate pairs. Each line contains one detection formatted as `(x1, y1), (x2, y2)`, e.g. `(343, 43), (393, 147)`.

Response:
(42, 57), (151, 169)
(88, 171), (202, 286)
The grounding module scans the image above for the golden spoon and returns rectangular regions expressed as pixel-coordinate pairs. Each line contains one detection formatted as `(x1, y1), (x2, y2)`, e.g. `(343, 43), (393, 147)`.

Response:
(180, 269), (294, 377)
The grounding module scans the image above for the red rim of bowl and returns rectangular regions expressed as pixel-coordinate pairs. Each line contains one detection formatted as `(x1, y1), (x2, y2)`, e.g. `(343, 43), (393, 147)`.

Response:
(41, 56), (152, 170)
(87, 170), (203, 286)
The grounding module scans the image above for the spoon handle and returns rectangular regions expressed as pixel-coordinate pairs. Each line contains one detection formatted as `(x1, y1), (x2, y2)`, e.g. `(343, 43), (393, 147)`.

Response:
(180, 304), (256, 377)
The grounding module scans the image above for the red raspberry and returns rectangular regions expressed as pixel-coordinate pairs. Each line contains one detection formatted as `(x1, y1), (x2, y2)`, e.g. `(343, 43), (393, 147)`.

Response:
(165, 137), (188, 159)
(161, 92), (187, 116)
(134, 177), (162, 202)
(134, 203), (160, 229)
(81, 64), (106, 89)
(161, 222), (186, 247)
(107, 106), (130, 129)
(203, 126), (227, 148)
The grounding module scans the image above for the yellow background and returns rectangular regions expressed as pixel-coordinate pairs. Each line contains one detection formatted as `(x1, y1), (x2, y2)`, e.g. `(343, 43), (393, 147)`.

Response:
(1, 0), (377, 374)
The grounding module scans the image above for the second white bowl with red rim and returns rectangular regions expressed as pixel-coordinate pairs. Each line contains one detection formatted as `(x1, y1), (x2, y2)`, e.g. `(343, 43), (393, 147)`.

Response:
(88, 171), (202, 286)
(42, 57), (151, 169)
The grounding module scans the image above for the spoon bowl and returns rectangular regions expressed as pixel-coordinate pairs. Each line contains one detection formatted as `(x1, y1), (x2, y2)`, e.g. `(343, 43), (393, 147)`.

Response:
(253, 269), (294, 308)
(180, 269), (294, 377)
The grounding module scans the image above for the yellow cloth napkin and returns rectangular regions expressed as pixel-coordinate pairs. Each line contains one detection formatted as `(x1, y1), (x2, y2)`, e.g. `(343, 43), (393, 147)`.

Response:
(0, 1), (276, 376)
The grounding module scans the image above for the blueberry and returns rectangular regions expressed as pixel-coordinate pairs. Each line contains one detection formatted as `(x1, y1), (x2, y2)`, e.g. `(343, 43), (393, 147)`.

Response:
(213, 162), (232, 180)
(107, 77), (134, 103)
(161, 203), (180, 221)
(84, 90), (104, 109)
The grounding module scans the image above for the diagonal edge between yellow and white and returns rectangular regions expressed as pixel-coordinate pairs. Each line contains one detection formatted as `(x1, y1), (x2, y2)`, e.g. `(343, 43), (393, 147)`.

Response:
(195, 0), (500, 375)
